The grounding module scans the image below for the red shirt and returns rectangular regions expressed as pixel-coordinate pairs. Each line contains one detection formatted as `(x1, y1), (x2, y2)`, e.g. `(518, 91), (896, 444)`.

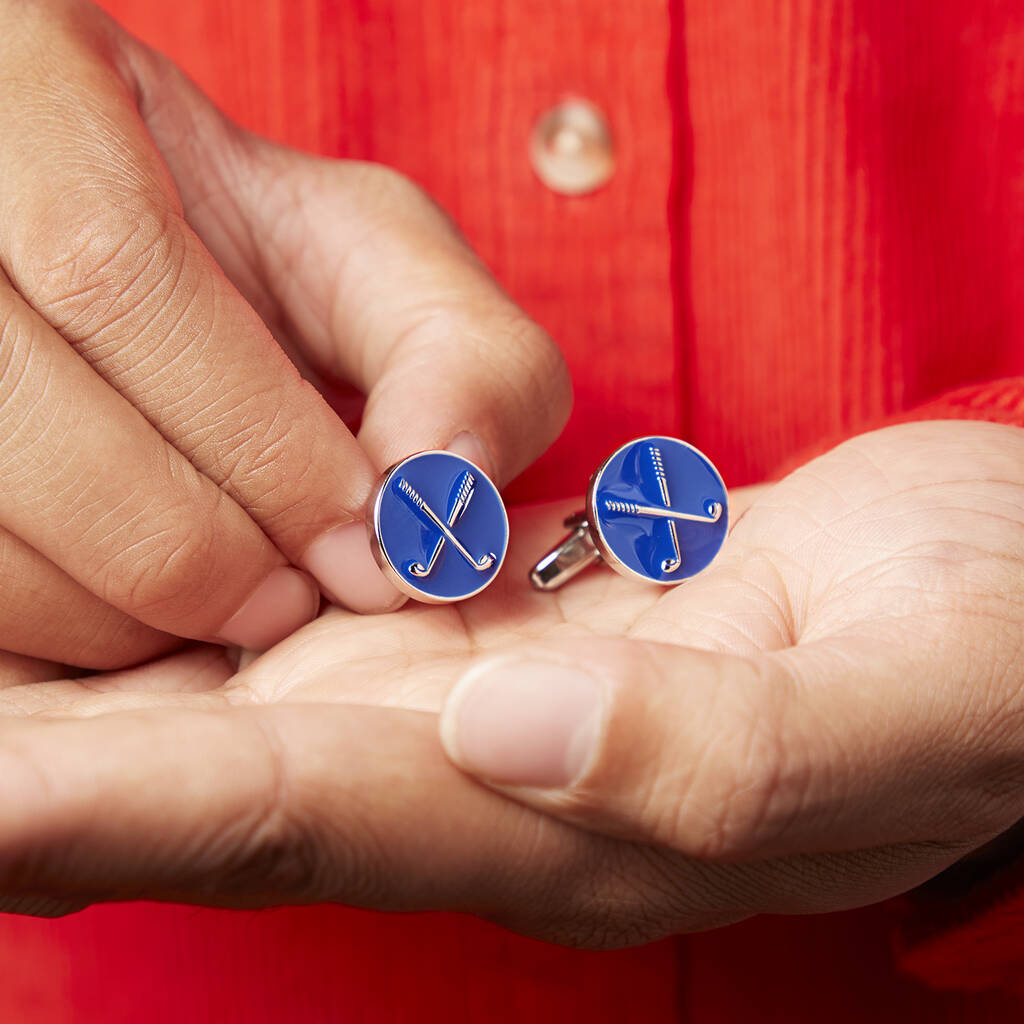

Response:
(6, 0), (1023, 1018)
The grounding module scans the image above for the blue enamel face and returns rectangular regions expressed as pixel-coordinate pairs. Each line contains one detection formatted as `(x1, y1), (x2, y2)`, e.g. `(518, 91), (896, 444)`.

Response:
(590, 436), (728, 584)
(371, 451), (508, 603)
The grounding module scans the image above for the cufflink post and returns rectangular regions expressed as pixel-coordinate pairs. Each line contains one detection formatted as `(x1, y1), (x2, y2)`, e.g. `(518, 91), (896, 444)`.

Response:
(528, 512), (602, 591)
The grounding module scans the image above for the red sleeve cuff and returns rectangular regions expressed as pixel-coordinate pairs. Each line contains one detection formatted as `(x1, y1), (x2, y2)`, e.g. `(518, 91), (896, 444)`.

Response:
(897, 844), (1024, 995)
(894, 377), (1024, 428)
(770, 376), (1024, 480)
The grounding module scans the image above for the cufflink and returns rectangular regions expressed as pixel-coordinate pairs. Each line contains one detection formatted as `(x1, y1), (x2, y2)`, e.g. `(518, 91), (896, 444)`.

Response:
(530, 436), (728, 590)
(369, 450), (509, 603)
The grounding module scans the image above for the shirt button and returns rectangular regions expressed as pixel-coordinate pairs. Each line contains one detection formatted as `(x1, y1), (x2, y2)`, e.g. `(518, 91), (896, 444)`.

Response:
(530, 99), (615, 196)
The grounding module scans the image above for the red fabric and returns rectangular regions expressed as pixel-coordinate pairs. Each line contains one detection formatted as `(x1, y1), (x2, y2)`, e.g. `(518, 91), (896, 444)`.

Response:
(897, 855), (1024, 996)
(4, 0), (1021, 1019)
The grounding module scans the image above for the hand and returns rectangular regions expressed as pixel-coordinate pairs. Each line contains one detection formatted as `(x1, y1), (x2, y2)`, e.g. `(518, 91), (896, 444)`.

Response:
(0, 0), (569, 669)
(0, 420), (1020, 948)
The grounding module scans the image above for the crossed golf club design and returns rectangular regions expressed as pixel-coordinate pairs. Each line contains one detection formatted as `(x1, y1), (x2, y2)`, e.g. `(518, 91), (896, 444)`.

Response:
(602, 444), (722, 574)
(397, 472), (496, 576)
(396, 445), (717, 580)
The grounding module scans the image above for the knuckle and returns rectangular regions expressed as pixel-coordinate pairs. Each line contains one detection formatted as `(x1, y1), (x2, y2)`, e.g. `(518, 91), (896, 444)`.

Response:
(187, 378), (335, 541)
(513, 843), (699, 950)
(23, 191), (185, 338)
(559, 863), (678, 949)
(338, 160), (463, 241)
(215, 714), (334, 901)
(349, 162), (434, 214)
(119, 524), (218, 624)
(85, 481), (228, 628)
(380, 304), (570, 427)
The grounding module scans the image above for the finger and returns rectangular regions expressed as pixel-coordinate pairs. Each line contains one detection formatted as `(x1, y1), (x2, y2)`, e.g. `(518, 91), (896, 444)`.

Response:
(0, 692), (979, 941)
(121, 50), (572, 487)
(0, 701), (623, 929)
(439, 632), (1024, 863)
(0, 651), (65, 689)
(247, 155), (572, 485)
(0, 281), (317, 649)
(0, 8), (401, 614)
(82, 642), (236, 694)
(0, 521), (178, 670)
(0, 644), (236, 927)
(0, 644), (235, 720)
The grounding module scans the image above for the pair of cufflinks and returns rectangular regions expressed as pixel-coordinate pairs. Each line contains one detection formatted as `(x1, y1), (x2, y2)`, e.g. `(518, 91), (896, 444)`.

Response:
(368, 436), (729, 604)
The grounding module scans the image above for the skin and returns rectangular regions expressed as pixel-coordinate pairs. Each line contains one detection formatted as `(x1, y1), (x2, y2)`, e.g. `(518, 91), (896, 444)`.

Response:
(0, 0), (570, 664)
(0, 420), (1022, 948)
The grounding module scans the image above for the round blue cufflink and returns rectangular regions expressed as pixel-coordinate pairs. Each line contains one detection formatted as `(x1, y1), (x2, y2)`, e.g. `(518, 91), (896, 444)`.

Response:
(369, 450), (508, 603)
(530, 436), (728, 590)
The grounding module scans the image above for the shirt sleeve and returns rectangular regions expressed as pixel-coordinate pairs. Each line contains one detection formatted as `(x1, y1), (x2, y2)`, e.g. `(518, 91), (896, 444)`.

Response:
(896, 820), (1024, 996)
(892, 377), (1024, 428)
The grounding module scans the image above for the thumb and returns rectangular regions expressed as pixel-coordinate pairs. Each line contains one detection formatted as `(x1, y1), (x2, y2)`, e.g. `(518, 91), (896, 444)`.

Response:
(440, 637), (779, 860)
(235, 151), (573, 487)
(439, 634), (1013, 862)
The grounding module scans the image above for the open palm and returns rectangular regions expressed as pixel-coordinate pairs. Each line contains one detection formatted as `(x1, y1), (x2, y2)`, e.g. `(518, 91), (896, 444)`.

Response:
(1, 419), (1022, 948)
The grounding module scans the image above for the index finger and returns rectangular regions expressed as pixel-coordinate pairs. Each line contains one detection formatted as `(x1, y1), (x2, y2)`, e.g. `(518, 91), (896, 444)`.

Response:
(0, 5), (401, 614)
(118, 51), (573, 490)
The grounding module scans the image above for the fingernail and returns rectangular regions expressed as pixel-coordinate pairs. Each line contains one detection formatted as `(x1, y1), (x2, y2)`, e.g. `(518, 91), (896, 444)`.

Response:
(447, 431), (495, 480)
(302, 521), (406, 614)
(441, 658), (603, 788)
(216, 566), (320, 651)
